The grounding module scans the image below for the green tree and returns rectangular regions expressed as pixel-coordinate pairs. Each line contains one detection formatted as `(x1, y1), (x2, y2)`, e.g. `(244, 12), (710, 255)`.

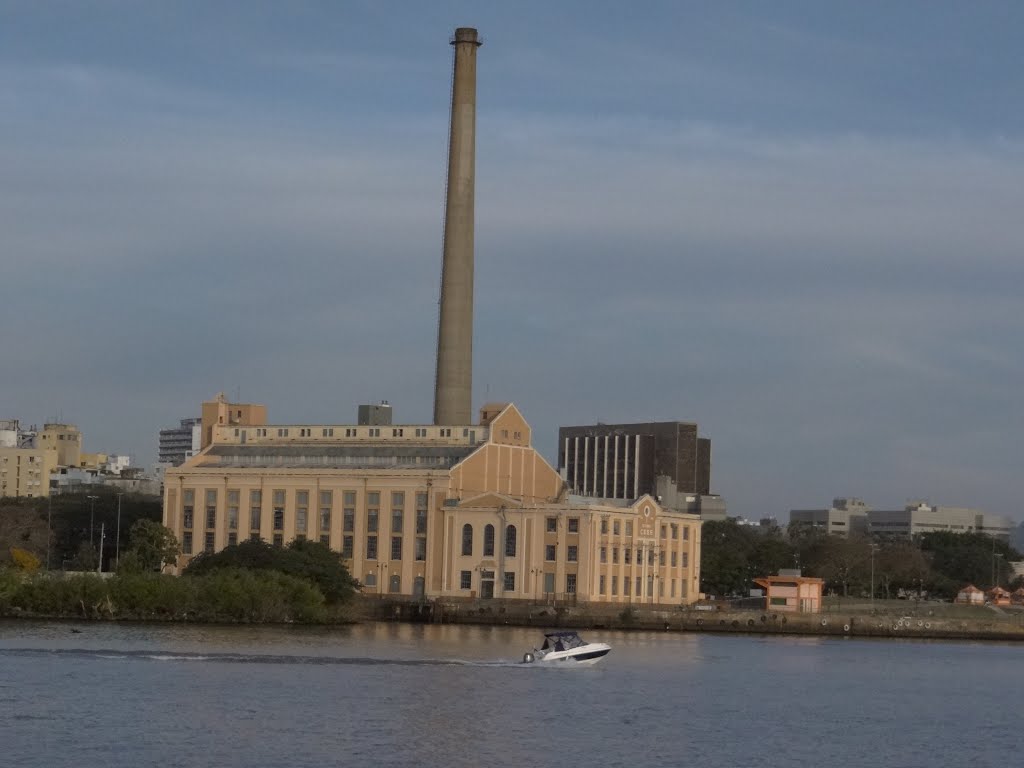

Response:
(126, 519), (179, 572)
(183, 539), (357, 605)
(919, 531), (1021, 590)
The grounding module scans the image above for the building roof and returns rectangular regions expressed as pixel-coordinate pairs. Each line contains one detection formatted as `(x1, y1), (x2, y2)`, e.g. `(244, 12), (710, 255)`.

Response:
(192, 443), (477, 470)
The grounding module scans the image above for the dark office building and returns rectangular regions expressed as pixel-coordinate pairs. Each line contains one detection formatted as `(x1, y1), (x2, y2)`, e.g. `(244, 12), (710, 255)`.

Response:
(558, 421), (714, 511)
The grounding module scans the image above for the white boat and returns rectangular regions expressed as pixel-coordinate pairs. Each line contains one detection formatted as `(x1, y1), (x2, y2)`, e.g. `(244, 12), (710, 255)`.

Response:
(522, 631), (611, 665)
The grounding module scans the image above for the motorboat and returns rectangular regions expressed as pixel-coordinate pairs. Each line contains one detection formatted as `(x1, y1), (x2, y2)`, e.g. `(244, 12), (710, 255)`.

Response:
(522, 631), (611, 665)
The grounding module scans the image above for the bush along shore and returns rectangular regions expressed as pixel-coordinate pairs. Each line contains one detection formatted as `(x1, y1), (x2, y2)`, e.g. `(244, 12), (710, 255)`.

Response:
(0, 539), (362, 624)
(0, 569), (357, 624)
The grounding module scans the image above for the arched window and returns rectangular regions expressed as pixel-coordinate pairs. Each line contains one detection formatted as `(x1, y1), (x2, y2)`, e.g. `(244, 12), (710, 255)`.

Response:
(505, 525), (517, 557)
(462, 523), (473, 556)
(483, 524), (495, 556)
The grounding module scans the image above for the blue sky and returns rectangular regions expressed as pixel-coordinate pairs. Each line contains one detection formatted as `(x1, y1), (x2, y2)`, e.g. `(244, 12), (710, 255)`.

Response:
(2, 1), (1022, 522)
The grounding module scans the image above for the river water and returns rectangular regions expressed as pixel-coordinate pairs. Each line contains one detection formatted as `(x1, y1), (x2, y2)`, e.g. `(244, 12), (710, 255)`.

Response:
(1, 620), (1019, 768)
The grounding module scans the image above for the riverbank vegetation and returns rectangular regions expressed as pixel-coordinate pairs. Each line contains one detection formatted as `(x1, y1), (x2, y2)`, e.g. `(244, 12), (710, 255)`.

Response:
(0, 504), (360, 622)
(700, 519), (1023, 599)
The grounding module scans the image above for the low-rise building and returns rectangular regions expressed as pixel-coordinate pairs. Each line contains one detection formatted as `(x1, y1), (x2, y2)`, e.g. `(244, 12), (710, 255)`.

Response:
(955, 584), (984, 605)
(753, 570), (823, 613)
(789, 497), (870, 537)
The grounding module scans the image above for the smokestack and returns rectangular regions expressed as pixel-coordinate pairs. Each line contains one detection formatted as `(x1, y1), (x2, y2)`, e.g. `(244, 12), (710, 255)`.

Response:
(433, 27), (481, 426)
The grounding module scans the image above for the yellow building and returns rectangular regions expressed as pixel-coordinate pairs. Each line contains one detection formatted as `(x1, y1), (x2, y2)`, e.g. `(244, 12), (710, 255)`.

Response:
(163, 398), (702, 606)
(0, 446), (57, 498)
(37, 423), (82, 468)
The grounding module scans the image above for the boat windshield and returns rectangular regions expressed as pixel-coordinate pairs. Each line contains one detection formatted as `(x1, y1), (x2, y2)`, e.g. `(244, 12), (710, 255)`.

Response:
(543, 632), (586, 651)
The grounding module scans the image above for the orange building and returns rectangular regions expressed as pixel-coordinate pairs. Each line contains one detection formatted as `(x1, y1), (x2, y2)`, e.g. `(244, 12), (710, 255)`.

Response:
(753, 571), (824, 613)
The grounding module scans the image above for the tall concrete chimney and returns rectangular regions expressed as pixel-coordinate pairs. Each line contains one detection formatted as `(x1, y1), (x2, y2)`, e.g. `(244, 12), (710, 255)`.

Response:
(433, 27), (481, 426)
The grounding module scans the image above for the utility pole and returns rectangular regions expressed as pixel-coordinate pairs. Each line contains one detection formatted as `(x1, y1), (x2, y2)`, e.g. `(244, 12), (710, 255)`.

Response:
(87, 494), (99, 547)
(115, 493), (123, 571)
(97, 522), (105, 573)
(870, 544), (876, 610)
(46, 494), (53, 570)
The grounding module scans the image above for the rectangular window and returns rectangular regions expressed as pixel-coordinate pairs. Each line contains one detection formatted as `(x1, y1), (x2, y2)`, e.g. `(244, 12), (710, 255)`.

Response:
(624, 548), (631, 565)
(543, 573), (555, 594)
(227, 505), (238, 531)
(623, 577), (630, 596)
(599, 575), (606, 594)
(367, 492), (379, 532)
(635, 576), (641, 596)
(671, 579), (676, 598)
(660, 550), (666, 566)
(661, 525), (667, 539)
(415, 537), (427, 561)
(601, 518), (608, 534)
(392, 508), (403, 533)
(320, 507), (331, 534)
(249, 490), (261, 530)
(567, 545), (578, 562)
(566, 574), (577, 594)
(770, 597), (788, 606)
(228, 532), (238, 547)
(613, 520), (620, 535)
(682, 552), (689, 568)
(273, 489), (285, 506)
(389, 574), (400, 593)
(273, 507), (284, 531)
(204, 532), (215, 553)
(648, 549), (654, 566)
(344, 508), (354, 532)
(319, 534), (330, 546)
(460, 571), (472, 590)
(296, 507), (307, 536)
(206, 506), (217, 529)
(568, 517), (579, 533)
(613, 547), (619, 564)
(366, 536), (378, 560)
(671, 524), (678, 540)
(391, 536), (402, 560)
(503, 572), (515, 592)
(183, 506), (194, 530)
(611, 576), (618, 596)
(683, 526), (689, 541)
(546, 517), (557, 533)
(182, 532), (193, 555)
(600, 546), (607, 564)
(415, 493), (428, 533)
(671, 551), (677, 567)
(545, 544), (556, 562)
(342, 536), (353, 558)
(273, 533), (283, 547)
(625, 521), (633, 536)
(364, 572), (376, 588)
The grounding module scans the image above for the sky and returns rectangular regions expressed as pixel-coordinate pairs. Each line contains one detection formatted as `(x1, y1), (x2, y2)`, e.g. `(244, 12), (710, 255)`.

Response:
(2, 1), (1022, 523)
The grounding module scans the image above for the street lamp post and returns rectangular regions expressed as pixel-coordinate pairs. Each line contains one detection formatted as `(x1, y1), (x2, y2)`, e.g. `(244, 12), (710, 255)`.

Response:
(870, 545), (876, 610)
(87, 494), (99, 547)
(115, 493), (124, 571)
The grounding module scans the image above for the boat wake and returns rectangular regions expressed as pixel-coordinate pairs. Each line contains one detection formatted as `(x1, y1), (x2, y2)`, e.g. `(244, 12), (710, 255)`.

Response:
(1, 647), (529, 667)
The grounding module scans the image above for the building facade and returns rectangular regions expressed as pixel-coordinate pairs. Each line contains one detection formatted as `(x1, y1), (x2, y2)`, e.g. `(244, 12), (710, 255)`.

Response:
(0, 446), (55, 498)
(158, 417), (202, 465)
(163, 399), (702, 606)
(790, 498), (1014, 542)
(557, 421), (722, 519)
(789, 498), (871, 537)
